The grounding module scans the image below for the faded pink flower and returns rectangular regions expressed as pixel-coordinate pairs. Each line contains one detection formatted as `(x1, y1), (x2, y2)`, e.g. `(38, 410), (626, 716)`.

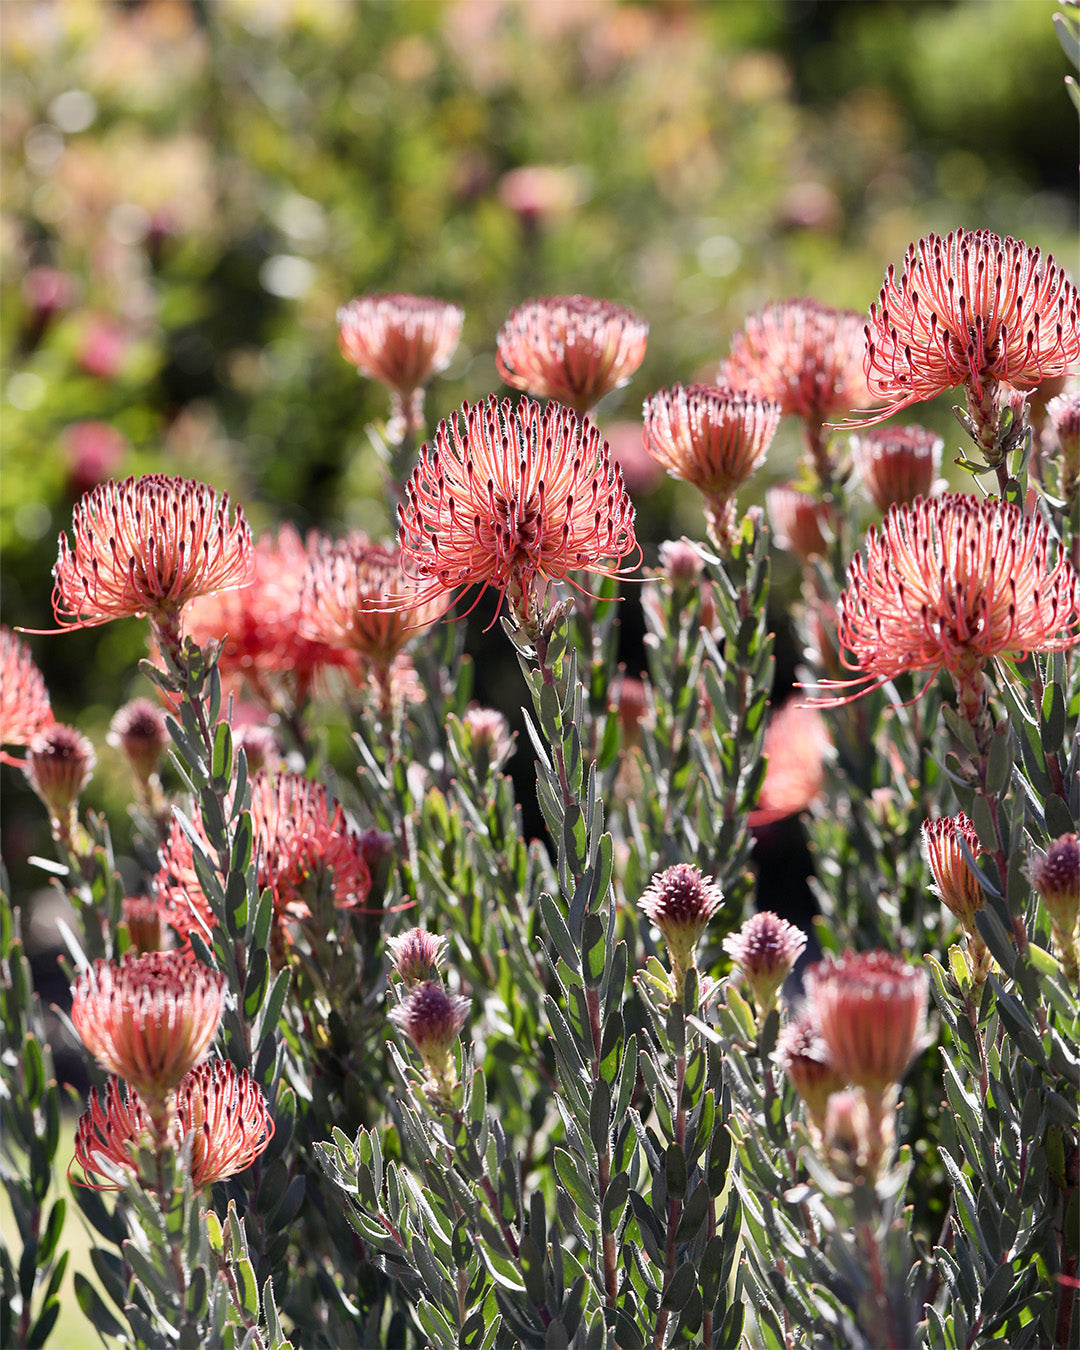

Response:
(750, 702), (830, 827)
(850, 425), (943, 512)
(1, 627), (53, 759)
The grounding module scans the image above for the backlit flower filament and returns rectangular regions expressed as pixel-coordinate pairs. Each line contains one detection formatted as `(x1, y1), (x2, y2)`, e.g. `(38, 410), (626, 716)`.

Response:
(831, 495), (1080, 741)
(0, 626), (53, 763)
(396, 395), (639, 631)
(52, 474), (255, 663)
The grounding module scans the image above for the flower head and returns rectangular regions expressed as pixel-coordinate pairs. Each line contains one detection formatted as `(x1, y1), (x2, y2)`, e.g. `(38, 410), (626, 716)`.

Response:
(390, 980), (470, 1105)
(805, 950), (928, 1095)
(765, 485), (837, 561)
(1029, 834), (1079, 938)
(495, 295), (648, 416)
(722, 911), (807, 1010)
(1, 628), (53, 757)
(51, 475), (255, 636)
(922, 812), (984, 930)
(1046, 390), (1080, 501)
(850, 424), (943, 512)
(25, 723), (96, 828)
(639, 863), (724, 995)
(642, 384), (780, 543)
(109, 698), (169, 786)
(71, 951), (225, 1105)
(776, 1014), (845, 1129)
(830, 494), (1080, 701)
(722, 298), (878, 424)
(338, 293), (463, 395)
(299, 534), (444, 670)
(864, 230), (1080, 421)
(396, 395), (639, 623)
(72, 1061), (273, 1190)
(121, 896), (164, 954)
(183, 523), (357, 706)
(386, 927), (448, 985)
(750, 702), (830, 827)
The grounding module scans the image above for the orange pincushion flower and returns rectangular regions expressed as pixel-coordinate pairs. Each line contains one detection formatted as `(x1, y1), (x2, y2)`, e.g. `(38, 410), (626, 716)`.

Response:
(749, 701), (830, 827)
(71, 951), (225, 1104)
(922, 812), (985, 930)
(156, 770), (371, 943)
(51, 475), (254, 631)
(642, 384), (780, 502)
(765, 484), (837, 561)
(72, 1061), (273, 1190)
(338, 293), (464, 395)
(850, 425), (943, 512)
(0, 627), (53, 756)
(864, 230), (1080, 421)
(722, 298), (878, 423)
(183, 523), (357, 703)
(396, 395), (639, 621)
(806, 949), (928, 1094)
(829, 494), (1080, 700)
(495, 295), (648, 416)
(299, 534), (444, 669)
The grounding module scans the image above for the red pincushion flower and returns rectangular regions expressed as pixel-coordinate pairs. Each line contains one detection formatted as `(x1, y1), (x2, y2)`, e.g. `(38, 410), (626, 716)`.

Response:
(338, 293), (463, 395)
(156, 770), (372, 943)
(396, 395), (640, 622)
(922, 812), (984, 930)
(71, 1060), (273, 1191)
(850, 424), (943, 512)
(495, 295), (648, 416)
(749, 702), (829, 827)
(722, 298), (878, 424)
(806, 949), (928, 1094)
(864, 230), (1080, 421)
(51, 475), (255, 632)
(71, 951), (225, 1104)
(642, 383), (780, 503)
(765, 484), (837, 561)
(183, 523), (358, 704)
(1, 627), (53, 759)
(828, 494), (1080, 702)
(299, 534), (444, 669)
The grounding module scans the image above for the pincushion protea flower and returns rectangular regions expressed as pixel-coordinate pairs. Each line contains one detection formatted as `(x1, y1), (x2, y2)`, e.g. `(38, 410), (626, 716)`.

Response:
(396, 395), (639, 625)
(749, 702), (830, 827)
(864, 230), (1080, 423)
(642, 384), (780, 547)
(824, 495), (1080, 722)
(0, 626), (53, 760)
(156, 770), (371, 947)
(183, 523), (357, 708)
(922, 812), (985, 931)
(495, 295), (648, 417)
(805, 949), (928, 1096)
(850, 424), (943, 512)
(51, 475), (255, 655)
(71, 1060), (273, 1190)
(338, 293), (464, 441)
(71, 951), (226, 1109)
(299, 534), (444, 671)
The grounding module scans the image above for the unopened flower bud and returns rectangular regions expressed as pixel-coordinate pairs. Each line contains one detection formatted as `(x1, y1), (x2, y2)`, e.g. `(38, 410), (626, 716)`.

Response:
(723, 911), (807, 1012)
(25, 723), (96, 837)
(766, 485), (836, 561)
(639, 864), (724, 998)
(460, 707), (515, 776)
(806, 950), (928, 1097)
(657, 539), (704, 590)
(389, 980), (470, 1105)
(776, 1014), (845, 1130)
(121, 896), (164, 954)
(922, 813), (985, 931)
(387, 928), (447, 985)
(233, 722), (281, 776)
(850, 425), (943, 512)
(109, 698), (169, 786)
(1029, 834), (1079, 980)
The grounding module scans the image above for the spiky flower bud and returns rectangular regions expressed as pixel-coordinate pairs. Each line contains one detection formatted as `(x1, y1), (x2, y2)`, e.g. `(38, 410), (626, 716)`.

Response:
(639, 864), (724, 998)
(1029, 834), (1079, 981)
(922, 813), (985, 931)
(723, 911), (807, 1012)
(386, 928), (448, 985)
(776, 1014), (845, 1130)
(390, 980), (470, 1105)
(25, 723), (96, 842)
(109, 698), (169, 786)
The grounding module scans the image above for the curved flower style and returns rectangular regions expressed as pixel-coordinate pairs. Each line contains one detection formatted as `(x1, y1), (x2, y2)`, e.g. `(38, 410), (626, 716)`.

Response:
(722, 298), (878, 425)
(51, 475), (255, 640)
(156, 770), (371, 945)
(642, 384), (779, 544)
(396, 395), (640, 622)
(805, 949), (928, 1095)
(0, 627), (53, 757)
(71, 951), (226, 1105)
(183, 523), (357, 706)
(71, 1061), (273, 1191)
(850, 424), (943, 512)
(299, 534), (444, 670)
(495, 295), (648, 416)
(338, 293), (464, 395)
(829, 494), (1080, 707)
(864, 230), (1080, 420)
(749, 701), (829, 827)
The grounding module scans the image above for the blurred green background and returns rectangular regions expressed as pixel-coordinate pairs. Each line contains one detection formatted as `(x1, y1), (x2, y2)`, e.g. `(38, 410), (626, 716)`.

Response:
(1, 0), (1076, 890)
